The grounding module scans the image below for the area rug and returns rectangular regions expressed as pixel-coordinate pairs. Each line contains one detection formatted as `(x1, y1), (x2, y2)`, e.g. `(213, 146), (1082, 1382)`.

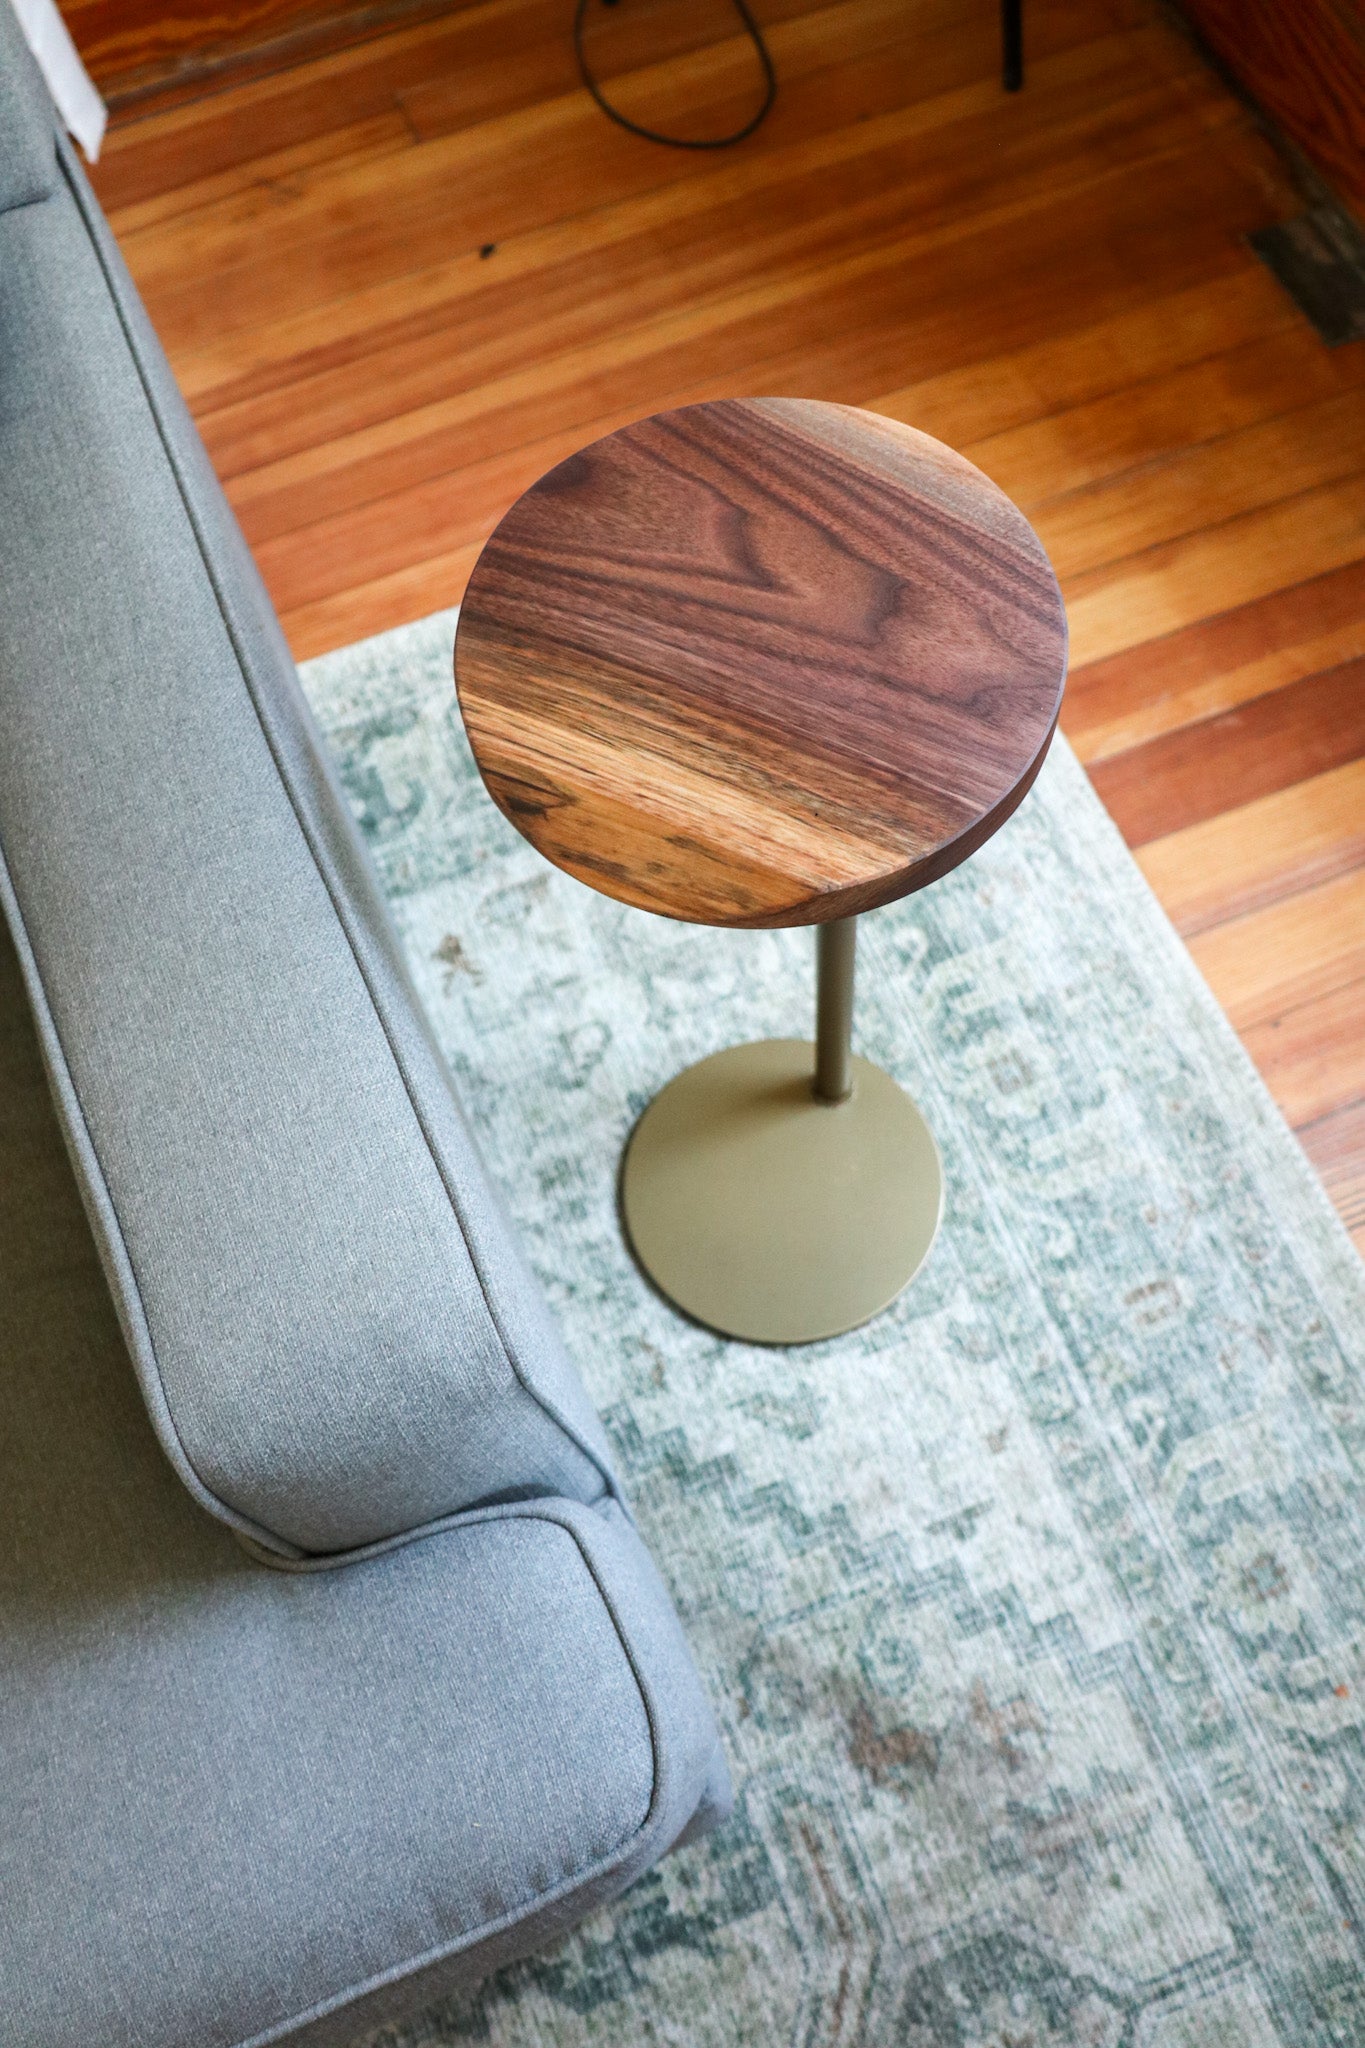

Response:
(300, 610), (1365, 2048)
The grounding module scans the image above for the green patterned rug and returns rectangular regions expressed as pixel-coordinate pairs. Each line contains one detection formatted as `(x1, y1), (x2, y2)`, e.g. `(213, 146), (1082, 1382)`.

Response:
(301, 611), (1365, 2048)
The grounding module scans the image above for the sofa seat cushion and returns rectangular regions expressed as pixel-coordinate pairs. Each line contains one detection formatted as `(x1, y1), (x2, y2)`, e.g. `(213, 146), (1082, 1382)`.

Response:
(0, 921), (726, 2048)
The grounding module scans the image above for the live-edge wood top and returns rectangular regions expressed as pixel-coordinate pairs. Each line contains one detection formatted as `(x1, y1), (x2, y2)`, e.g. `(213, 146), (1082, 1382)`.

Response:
(454, 399), (1068, 927)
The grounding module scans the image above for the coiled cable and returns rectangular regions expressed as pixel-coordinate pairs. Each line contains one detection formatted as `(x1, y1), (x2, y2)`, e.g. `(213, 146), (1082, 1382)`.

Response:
(573, 0), (776, 149)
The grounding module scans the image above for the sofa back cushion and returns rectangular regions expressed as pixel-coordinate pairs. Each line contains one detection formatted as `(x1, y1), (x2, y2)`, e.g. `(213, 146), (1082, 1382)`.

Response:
(0, 2), (58, 214)
(0, 134), (620, 1557)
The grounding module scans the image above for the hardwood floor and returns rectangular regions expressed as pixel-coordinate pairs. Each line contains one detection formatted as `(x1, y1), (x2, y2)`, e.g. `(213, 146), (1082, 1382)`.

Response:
(67, 0), (456, 112)
(1175, 0), (1365, 221)
(81, 0), (1365, 1254)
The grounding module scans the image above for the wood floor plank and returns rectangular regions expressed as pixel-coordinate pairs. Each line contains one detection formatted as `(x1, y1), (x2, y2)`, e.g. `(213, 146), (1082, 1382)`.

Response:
(1297, 1100), (1365, 1235)
(1188, 867), (1365, 1035)
(1088, 657), (1365, 846)
(120, 16), (1253, 360)
(202, 32), (1201, 480)
(1177, 0), (1365, 223)
(89, 0), (600, 209)
(1064, 554), (1365, 762)
(68, 0), (348, 88)
(102, 111), (417, 237)
(397, 0), (822, 143)
(70, 0), (455, 111)
(964, 322), (1365, 511)
(280, 539), (484, 654)
(223, 133), (1268, 549)
(1069, 614), (1365, 766)
(113, 0), (1004, 278)
(1136, 758), (1365, 937)
(1244, 983), (1365, 1133)
(175, 42), (1263, 422)
(226, 113), (1283, 576)
(869, 264), (1295, 449)
(1064, 477), (1365, 668)
(167, 54), (1020, 407)
(272, 246), (1291, 634)
(1035, 386), (1365, 584)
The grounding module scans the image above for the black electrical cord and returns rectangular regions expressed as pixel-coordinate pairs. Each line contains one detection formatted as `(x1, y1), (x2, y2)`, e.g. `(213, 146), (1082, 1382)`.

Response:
(573, 0), (776, 149)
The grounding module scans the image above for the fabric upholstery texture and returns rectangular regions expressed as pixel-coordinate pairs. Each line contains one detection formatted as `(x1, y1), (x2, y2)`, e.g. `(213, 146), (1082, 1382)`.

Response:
(0, 909), (725, 2048)
(0, 2), (55, 213)
(0, 116), (621, 1558)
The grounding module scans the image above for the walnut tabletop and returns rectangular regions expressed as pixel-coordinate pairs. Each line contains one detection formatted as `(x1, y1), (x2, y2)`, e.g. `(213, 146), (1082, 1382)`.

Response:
(454, 399), (1068, 929)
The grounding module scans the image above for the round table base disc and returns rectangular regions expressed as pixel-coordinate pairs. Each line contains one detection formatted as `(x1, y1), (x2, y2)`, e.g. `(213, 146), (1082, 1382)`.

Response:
(621, 1039), (943, 1345)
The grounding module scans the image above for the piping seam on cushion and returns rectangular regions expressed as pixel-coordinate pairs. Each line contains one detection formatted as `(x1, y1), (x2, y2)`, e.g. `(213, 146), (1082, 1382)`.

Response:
(232, 1476), (616, 1574)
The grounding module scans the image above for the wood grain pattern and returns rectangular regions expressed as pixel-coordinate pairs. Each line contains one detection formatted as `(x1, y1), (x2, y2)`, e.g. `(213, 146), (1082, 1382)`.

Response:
(455, 400), (1067, 925)
(1088, 657), (1365, 846)
(1062, 476), (1365, 671)
(85, 0), (1365, 1238)
(963, 323), (1365, 513)
(1175, 0), (1365, 219)
(238, 139), (1276, 633)
(1064, 555), (1365, 765)
(869, 266), (1295, 452)
(1299, 1099), (1365, 1243)
(1136, 757), (1365, 937)
(118, 19), (1208, 362)
(67, 0), (455, 111)
(1189, 866), (1365, 1035)
(1244, 979), (1365, 1131)
(1034, 387), (1365, 588)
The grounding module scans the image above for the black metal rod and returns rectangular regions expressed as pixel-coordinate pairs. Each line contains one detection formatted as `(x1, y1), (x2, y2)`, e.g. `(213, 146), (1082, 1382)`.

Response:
(814, 918), (856, 1103)
(1002, 0), (1023, 90)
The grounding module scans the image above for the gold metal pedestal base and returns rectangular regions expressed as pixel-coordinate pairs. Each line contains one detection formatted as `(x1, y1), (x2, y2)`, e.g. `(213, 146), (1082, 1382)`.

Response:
(621, 1038), (943, 1344)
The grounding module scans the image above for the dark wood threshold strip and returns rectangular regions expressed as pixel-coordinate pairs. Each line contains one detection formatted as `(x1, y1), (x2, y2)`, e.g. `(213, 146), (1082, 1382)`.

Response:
(80, 0), (465, 118)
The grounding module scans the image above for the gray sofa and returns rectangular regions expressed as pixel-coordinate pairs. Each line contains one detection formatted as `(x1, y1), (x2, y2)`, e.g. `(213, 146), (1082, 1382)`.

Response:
(0, 17), (728, 2045)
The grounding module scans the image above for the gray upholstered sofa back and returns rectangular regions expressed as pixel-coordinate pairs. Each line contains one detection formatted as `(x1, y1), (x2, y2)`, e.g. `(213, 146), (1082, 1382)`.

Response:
(0, 12), (619, 1557)
(0, 6), (56, 213)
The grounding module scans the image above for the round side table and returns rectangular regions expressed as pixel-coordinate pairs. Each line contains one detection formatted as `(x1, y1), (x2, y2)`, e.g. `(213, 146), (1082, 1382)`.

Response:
(454, 399), (1067, 1344)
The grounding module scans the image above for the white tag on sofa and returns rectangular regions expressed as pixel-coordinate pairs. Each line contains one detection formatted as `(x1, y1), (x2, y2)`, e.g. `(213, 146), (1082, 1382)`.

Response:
(9, 0), (107, 162)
